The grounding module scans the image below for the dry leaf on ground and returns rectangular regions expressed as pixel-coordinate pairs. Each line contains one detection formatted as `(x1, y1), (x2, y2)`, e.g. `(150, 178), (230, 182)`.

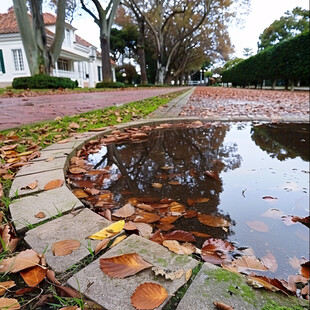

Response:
(198, 214), (230, 227)
(223, 256), (268, 273)
(187, 198), (210, 206)
(0, 297), (20, 309)
(213, 301), (234, 310)
(34, 212), (46, 219)
(94, 238), (111, 254)
(52, 240), (81, 256)
(113, 203), (135, 218)
(152, 267), (184, 280)
(163, 230), (196, 242)
(89, 220), (124, 240)
(0, 249), (40, 273)
(20, 265), (47, 287)
(110, 235), (127, 247)
(21, 180), (38, 190)
(131, 282), (168, 310)
(44, 179), (64, 191)
(163, 240), (196, 255)
(100, 253), (152, 278)
(261, 253), (278, 273)
(0, 281), (15, 296)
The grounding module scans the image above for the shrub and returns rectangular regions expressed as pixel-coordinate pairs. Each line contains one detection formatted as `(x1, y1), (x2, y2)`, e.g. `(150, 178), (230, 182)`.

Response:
(12, 75), (77, 89)
(95, 81), (125, 88)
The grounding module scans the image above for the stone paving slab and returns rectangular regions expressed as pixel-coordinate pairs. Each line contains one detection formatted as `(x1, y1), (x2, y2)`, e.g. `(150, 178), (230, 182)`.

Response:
(9, 169), (65, 198)
(32, 149), (73, 161)
(10, 186), (83, 233)
(42, 139), (87, 151)
(176, 262), (308, 310)
(25, 208), (111, 273)
(67, 234), (199, 310)
(15, 157), (68, 177)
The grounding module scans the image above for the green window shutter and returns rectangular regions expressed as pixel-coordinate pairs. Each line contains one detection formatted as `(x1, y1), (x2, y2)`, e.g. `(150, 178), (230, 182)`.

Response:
(0, 50), (5, 73)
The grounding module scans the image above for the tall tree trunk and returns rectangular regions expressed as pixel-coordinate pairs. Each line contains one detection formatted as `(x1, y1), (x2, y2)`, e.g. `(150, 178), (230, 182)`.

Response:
(100, 34), (113, 82)
(137, 19), (147, 84)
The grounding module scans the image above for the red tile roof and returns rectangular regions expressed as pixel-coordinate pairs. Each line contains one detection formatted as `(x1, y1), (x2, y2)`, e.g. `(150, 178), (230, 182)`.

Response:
(0, 9), (19, 34)
(75, 34), (92, 48)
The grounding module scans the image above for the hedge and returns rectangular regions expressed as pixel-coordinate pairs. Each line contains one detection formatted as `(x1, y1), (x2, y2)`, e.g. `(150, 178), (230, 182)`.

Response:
(95, 81), (125, 88)
(12, 75), (78, 89)
(222, 31), (310, 86)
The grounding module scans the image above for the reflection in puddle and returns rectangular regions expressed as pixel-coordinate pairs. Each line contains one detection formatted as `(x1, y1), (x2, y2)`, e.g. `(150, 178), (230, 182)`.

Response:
(86, 122), (309, 280)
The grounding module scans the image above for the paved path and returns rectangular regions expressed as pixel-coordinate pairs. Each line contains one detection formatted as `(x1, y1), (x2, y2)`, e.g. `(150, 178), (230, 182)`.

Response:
(7, 89), (308, 309)
(0, 87), (189, 130)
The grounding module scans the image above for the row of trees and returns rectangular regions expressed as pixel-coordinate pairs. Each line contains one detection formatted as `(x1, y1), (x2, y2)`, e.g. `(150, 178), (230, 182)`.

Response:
(13, 0), (250, 85)
(221, 31), (310, 89)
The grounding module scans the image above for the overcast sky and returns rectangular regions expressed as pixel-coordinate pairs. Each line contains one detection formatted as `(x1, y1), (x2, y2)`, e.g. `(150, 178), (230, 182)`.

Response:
(1, 0), (309, 58)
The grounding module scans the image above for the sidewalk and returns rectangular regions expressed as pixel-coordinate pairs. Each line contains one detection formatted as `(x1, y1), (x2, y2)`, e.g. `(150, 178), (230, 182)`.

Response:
(0, 87), (189, 130)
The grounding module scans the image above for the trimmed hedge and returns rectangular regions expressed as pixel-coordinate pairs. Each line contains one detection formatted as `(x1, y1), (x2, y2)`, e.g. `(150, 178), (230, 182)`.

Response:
(222, 31), (310, 86)
(12, 75), (78, 89)
(96, 81), (125, 88)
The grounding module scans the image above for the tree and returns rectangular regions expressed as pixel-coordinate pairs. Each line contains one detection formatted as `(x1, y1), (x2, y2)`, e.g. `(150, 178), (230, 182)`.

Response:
(258, 7), (309, 50)
(13, 0), (66, 75)
(80, 0), (120, 82)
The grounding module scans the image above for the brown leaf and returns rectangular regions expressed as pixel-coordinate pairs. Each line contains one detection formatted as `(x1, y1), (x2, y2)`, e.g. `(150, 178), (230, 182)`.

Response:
(187, 197), (210, 206)
(152, 267), (184, 280)
(159, 215), (180, 224)
(52, 240), (81, 256)
(246, 220), (269, 232)
(224, 256), (268, 273)
(0, 298), (20, 309)
(69, 122), (80, 129)
(134, 223), (153, 238)
(131, 282), (168, 310)
(169, 202), (186, 213)
(72, 189), (89, 199)
(134, 212), (160, 224)
(247, 275), (291, 295)
(84, 188), (100, 196)
(168, 180), (181, 185)
(198, 214), (230, 227)
(163, 240), (196, 255)
(113, 203), (135, 218)
(202, 238), (234, 253)
(184, 210), (198, 219)
(136, 203), (154, 212)
(163, 230), (196, 242)
(301, 261), (310, 279)
(94, 238), (111, 254)
(21, 180), (38, 190)
(261, 253), (278, 273)
(0, 249), (40, 273)
(20, 265), (47, 287)
(100, 253), (153, 278)
(190, 231), (211, 238)
(46, 269), (61, 285)
(34, 212), (46, 219)
(69, 167), (87, 174)
(0, 281), (15, 296)
(44, 179), (64, 191)
(205, 170), (220, 181)
(213, 301), (234, 310)
(152, 183), (163, 189)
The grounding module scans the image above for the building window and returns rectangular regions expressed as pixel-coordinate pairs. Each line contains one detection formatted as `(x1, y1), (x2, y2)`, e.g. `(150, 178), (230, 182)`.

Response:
(12, 49), (24, 71)
(97, 66), (102, 81)
(65, 29), (71, 46)
(0, 50), (5, 73)
(57, 58), (69, 71)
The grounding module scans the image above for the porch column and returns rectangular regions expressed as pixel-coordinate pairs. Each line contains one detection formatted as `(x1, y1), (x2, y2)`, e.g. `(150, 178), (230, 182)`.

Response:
(54, 61), (59, 77)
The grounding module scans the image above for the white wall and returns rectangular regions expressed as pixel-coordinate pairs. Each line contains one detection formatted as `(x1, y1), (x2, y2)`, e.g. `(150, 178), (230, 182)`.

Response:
(0, 35), (31, 87)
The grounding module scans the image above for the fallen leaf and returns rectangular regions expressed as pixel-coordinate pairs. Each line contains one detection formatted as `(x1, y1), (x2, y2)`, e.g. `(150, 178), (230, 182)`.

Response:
(136, 203), (154, 212)
(163, 230), (196, 242)
(44, 179), (64, 191)
(301, 261), (310, 279)
(84, 188), (100, 196)
(69, 167), (87, 174)
(261, 253), (278, 273)
(198, 214), (230, 227)
(21, 180), (38, 190)
(159, 215), (180, 224)
(152, 267), (184, 280)
(187, 198), (210, 206)
(163, 240), (196, 255)
(131, 282), (168, 310)
(46, 270), (61, 285)
(94, 238), (111, 254)
(113, 203), (135, 218)
(205, 170), (220, 181)
(161, 166), (173, 170)
(152, 183), (163, 189)
(190, 231), (211, 238)
(20, 265), (47, 287)
(34, 212), (46, 219)
(69, 122), (80, 129)
(224, 256), (268, 273)
(72, 189), (89, 199)
(52, 240), (81, 256)
(184, 210), (198, 219)
(213, 301), (234, 310)
(0, 298), (20, 309)
(202, 238), (234, 253)
(100, 253), (152, 278)
(262, 196), (278, 200)
(0, 281), (15, 296)
(246, 220), (269, 232)
(169, 202), (186, 213)
(0, 249), (40, 273)
(110, 235), (127, 247)
(185, 269), (192, 281)
(89, 220), (124, 240)
(168, 180), (181, 185)
(247, 275), (290, 295)
(261, 208), (285, 219)
(134, 223), (153, 238)
(134, 212), (161, 224)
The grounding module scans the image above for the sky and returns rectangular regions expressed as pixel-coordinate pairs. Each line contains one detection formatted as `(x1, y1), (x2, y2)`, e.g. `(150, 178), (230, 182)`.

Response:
(1, 0), (309, 59)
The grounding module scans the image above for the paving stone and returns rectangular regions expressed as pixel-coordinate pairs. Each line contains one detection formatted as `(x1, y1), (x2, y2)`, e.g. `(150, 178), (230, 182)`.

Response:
(15, 157), (67, 177)
(43, 139), (87, 151)
(25, 208), (111, 273)
(9, 169), (65, 198)
(67, 234), (198, 310)
(176, 262), (308, 310)
(10, 186), (83, 233)
(32, 149), (73, 161)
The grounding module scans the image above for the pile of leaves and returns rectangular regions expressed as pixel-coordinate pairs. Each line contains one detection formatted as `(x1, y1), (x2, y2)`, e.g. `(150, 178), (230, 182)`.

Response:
(66, 123), (310, 304)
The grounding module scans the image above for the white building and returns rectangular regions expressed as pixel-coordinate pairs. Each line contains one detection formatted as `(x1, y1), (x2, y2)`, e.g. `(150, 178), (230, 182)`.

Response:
(0, 9), (115, 88)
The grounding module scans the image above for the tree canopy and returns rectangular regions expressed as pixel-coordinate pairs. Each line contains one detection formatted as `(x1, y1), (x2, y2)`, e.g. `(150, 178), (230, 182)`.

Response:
(258, 7), (310, 50)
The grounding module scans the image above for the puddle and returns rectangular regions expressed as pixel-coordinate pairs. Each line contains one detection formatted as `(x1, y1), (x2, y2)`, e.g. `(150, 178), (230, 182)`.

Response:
(83, 122), (309, 280)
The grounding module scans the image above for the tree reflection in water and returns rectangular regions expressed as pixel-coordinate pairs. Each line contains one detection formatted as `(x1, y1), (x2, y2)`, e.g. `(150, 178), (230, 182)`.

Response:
(251, 123), (309, 162)
(88, 124), (242, 244)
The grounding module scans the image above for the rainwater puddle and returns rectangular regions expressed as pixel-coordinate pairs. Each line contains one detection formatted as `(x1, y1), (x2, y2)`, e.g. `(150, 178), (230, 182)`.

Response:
(86, 122), (309, 280)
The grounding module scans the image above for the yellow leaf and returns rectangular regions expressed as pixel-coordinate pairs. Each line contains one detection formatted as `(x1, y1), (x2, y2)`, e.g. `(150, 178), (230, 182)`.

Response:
(88, 220), (125, 240)
(110, 235), (127, 248)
